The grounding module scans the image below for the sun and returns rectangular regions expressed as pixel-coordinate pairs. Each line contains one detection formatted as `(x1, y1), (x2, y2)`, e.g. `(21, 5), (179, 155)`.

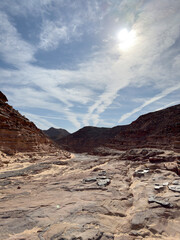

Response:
(117, 28), (136, 51)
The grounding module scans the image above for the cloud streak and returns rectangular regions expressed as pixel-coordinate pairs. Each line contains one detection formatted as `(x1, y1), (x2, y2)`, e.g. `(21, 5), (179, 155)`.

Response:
(118, 84), (180, 123)
(39, 21), (68, 50)
(21, 112), (60, 130)
(0, 11), (35, 66)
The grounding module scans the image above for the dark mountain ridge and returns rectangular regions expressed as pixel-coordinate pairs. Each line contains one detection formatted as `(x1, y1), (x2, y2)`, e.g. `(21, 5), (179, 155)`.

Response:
(57, 104), (180, 153)
(43, 127), (70, 142)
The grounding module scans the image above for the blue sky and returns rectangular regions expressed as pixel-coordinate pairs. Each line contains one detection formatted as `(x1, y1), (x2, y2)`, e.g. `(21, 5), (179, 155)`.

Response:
(0, 0), (180, 132)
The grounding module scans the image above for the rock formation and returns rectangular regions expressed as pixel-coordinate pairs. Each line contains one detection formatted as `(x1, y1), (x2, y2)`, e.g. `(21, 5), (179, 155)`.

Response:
(0, 148), (180, 239)
(43, 127), (70, 142)
(57, 104), (180, 153)
(110, 104), (180, 152)
(0, 92), (59, 154)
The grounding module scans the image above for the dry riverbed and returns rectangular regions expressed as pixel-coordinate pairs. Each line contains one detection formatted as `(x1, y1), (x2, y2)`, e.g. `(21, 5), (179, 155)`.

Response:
(0, 149), (180, 240)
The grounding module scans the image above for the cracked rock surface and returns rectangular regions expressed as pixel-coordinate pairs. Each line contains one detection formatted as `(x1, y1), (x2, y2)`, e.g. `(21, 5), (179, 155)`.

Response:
(0, 149), (180, 239)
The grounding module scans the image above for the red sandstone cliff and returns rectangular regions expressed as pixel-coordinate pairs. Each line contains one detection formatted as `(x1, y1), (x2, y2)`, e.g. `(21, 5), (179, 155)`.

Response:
(0, 92), (55, 154)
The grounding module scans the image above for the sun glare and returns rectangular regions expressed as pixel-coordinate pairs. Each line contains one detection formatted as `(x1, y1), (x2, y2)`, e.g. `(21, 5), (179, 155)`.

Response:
(117, 28), (136, 51)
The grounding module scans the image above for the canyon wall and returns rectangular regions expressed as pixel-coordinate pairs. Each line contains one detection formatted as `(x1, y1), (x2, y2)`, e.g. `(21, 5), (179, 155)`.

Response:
(57, 104), (180, 153)
(0, 92), (55, 154)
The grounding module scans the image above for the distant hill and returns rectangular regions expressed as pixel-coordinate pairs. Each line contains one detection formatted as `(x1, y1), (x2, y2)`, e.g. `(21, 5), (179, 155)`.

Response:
(57, 104), (180, 153)
(43, 127), (70, 142)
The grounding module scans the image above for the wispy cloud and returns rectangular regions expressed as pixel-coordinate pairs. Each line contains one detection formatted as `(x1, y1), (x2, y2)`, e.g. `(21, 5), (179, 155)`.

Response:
(39, 20), (68, 51)
(0, 0), (52, 17)
(0, 11), (35, 67)
(38, 0), (108, 51)
(21, 112), (59, 130)
(2, 86), (83, 129)
(155, 101), (180, 111)
(118, 84), (180, 123)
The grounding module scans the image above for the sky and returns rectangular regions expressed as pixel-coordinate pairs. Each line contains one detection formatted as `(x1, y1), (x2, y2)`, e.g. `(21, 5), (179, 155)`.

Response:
(0, 0), (180, 133)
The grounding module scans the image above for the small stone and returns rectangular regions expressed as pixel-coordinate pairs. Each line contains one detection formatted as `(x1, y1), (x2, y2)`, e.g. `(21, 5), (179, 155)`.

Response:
(98, 170), (106, 176)
(154, 185), (164, 190)
(163, 182), (169, 186)
(130, 230), (139, 236)
(98, 176), (107, 179)
(134, 169), (149, 177)
(172, 180), (180, 185)
(168, 185), (180, 192)
(134, 170), (144, 177)
(148, 196), (173, 208)
(83, 177), (97, 183)
(97, 178), (111, 187)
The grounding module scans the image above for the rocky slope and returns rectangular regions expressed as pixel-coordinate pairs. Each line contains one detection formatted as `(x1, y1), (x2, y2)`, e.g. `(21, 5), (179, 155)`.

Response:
(43, 127), (70, 142)
(57, 104), (180, 153)
(0, 148), (180, 239)
(0, 92), (60, 154)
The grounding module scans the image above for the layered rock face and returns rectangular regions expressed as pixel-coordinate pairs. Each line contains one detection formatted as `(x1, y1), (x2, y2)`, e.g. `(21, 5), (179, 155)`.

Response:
(0, 92), (55, 154)
(57, 104), (180, 153)
(108, 104), (180, 151)
(43, 127), (70, 142)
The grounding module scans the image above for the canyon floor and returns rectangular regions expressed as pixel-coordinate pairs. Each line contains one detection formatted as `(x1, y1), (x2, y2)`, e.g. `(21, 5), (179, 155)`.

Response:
(0, 148), (180, 240)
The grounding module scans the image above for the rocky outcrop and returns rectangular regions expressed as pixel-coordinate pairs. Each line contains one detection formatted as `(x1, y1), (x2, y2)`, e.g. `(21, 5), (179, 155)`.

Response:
(109, 104), (180, 152)
(0, 91), (8, 102)
(0, 148), (180, 239)
(43, 127), (70, 142)
(0, 92), (58, 154)
(57, 104), (180, 153)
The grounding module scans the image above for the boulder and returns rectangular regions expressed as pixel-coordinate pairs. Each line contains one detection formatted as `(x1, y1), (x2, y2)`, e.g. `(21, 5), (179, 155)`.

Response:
(168, 185), (180, 192)
(148, 196), (173, 208)
(97, 178), (111, 187)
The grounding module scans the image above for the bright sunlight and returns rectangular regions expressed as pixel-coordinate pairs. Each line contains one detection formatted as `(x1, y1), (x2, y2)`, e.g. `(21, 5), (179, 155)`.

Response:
(117, 28), (136, 51)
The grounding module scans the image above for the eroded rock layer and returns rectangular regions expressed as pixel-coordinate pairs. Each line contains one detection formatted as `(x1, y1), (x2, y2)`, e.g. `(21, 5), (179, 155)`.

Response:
(0, 92), (57, 154)
(57, 104), (180, 153)
(0, 148), (180, 239)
